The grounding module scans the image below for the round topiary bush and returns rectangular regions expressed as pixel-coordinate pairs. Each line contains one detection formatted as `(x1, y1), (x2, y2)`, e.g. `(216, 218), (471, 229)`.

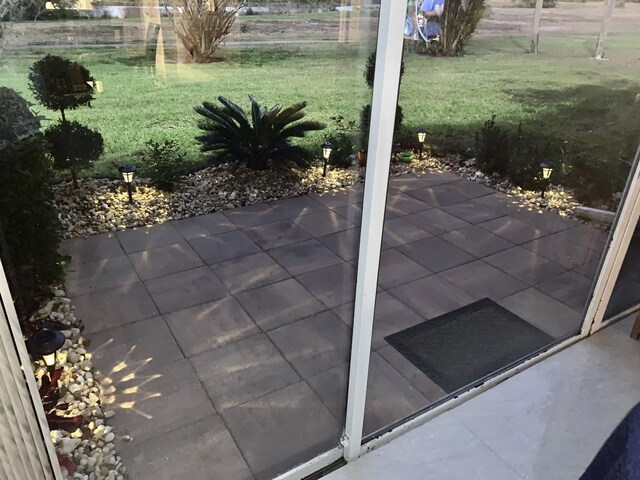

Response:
(28, 54), (94, 121)
(0, 87), (41, 149)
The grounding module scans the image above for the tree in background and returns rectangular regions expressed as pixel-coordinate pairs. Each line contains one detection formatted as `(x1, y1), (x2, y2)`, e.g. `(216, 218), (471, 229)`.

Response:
(437, 0), (485, 56)
(595, 0), (616, 59)
(168, 0), (240, 63)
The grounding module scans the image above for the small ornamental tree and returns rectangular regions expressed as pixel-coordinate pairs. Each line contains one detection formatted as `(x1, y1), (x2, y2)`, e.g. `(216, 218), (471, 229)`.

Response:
(168, 0), (240, 63)
(28, 54), (94, 122)
(45, 121), (104, 188)
(29, 55), (103, 186)
(437, 0), (486, 56)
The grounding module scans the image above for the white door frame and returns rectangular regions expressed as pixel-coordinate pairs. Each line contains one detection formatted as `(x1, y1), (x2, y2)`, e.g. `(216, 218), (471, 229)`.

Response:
(583, 143), (640, 334)
(342, 0), (407, 462)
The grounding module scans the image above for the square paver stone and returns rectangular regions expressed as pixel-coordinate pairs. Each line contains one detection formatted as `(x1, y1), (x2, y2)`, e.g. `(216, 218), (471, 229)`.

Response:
(267, 239), (342, 276)
(309, 188), (362, 208)
(103, 358), (215, 444)
(485, 246), (567, 285)
(404, 208), (470, 236)
(189, 230), (261, 265)
(164, 297), (259, 357)
(535, 270), (594, 312)
(116, 223), (183, 254)
(441, 225), (514, 258)
(222, 203), (285, 228)
(73, 282), (158, 334)
(191, 334), (299, 411)
(121, 414), (253, 480)
(65, 255), (138, 296)
(267, 195), (325, 218)
(382, 217), (433, 247)
(90, 316), (184, 376)
(332, 203), (364, 225)
(60, 233), (124, 264)
(377, 345), (447, 402)
(376, 249), (431, 290)
(499, 288), (582, 339)
(511, 207), (578, 234)
(307, 353), (427, 435)
(442, 200), (505, 224)
(478, 216), (547, 244)
(370, 292), (425, 350)
(268, 310), (351, 378)
(244, 220), (311, 250)
(440, 260), (528, 301)
(144, 266), (228, 314)
(128, 242), (203, 280)
(385, 193), (431, 216)
(221, 381), (341, 480)
(523, 233), (601, 270)
(405, 184), (470, 207)
(296, 263), (357, 308)
(317, 228), (361, 262)
(212, 252), (290, 294)
(234, 278), (326, 331)
(398, 236), (475, 273)
(172, 212), (236, 240)
(292, 210), (355, 238)
(388, 275), (476, 320)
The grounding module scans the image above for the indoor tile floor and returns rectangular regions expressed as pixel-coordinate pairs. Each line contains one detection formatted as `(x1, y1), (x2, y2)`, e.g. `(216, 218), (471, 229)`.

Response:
(326, 316), (640, 480)
(60, 170), (609, 480)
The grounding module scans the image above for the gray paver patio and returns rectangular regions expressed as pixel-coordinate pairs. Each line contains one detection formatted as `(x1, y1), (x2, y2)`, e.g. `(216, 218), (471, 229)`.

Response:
(61, 170), (607, 480)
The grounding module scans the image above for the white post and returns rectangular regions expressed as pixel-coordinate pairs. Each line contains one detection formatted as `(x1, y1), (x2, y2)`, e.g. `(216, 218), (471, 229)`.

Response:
(343, 0), (406, 462)
(595, 0), (616, 60)
(530, 0), (544, 54)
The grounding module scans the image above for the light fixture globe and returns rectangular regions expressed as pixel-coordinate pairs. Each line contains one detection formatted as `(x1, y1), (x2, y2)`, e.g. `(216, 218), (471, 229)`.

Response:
(118, 164), (137, 184)
(322, 141), (333, 160)
(540, 162), (555, 180)
(416, 128), (428, 144)
(27, 329), (65, 368)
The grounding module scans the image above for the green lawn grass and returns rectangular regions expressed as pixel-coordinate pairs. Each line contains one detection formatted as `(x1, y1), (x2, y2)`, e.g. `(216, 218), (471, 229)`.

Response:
(1, 32), (638, 184)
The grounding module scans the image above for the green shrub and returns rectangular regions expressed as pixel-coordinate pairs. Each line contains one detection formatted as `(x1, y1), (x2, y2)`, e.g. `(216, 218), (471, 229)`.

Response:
(0, 87), (42, 149)
(45, 120), (104, 187)
(139, 139), (187, 191)
(474, 117), (556, 191)
(326, 115), (355, 169)
(195, 95), (324, 170)
(438, 0), (486, 56)
(28, 54), (94, 122)
(0, 135), (64, 319)
(360, 50), (405, 151)
(474, 115), (510, 176)
(517, 0), (556, 7)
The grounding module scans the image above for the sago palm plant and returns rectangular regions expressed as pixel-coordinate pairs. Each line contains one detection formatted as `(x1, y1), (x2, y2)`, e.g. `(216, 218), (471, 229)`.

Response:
(195, 96), (324, 170)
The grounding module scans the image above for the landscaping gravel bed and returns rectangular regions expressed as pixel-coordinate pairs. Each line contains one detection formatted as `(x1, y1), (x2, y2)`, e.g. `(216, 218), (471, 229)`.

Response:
(29, 288), (128, 480)
(54, 155), (598, 240)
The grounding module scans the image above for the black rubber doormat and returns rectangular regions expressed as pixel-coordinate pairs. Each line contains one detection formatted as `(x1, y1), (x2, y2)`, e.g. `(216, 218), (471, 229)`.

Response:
(385, 298), (554, 393)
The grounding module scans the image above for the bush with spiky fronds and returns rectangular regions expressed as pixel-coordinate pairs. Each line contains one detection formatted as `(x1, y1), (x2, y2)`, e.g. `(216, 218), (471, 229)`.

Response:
(195, 96), (324, 170)
(0, 86), (42, 149)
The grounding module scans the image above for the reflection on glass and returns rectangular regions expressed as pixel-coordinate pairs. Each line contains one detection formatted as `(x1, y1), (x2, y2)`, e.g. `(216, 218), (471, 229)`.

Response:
(364, 1), (640, 439)
(1, 1), (377, 478)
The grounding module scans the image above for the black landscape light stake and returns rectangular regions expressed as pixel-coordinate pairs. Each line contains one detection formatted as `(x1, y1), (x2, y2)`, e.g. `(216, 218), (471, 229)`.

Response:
(118, 164), (137, 204)
(28, 329), (65, 373)
(540, 162), (555, 199)
(322, 141), (333, 177)
(417, 128), (427, 160)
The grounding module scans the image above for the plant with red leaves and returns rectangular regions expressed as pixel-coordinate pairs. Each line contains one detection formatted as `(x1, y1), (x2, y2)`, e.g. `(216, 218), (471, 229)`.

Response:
(39, 368), (83, 432)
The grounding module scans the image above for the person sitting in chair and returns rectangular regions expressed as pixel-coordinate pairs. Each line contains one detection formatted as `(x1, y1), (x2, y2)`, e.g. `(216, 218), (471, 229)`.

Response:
(420, 0), (445, 41)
